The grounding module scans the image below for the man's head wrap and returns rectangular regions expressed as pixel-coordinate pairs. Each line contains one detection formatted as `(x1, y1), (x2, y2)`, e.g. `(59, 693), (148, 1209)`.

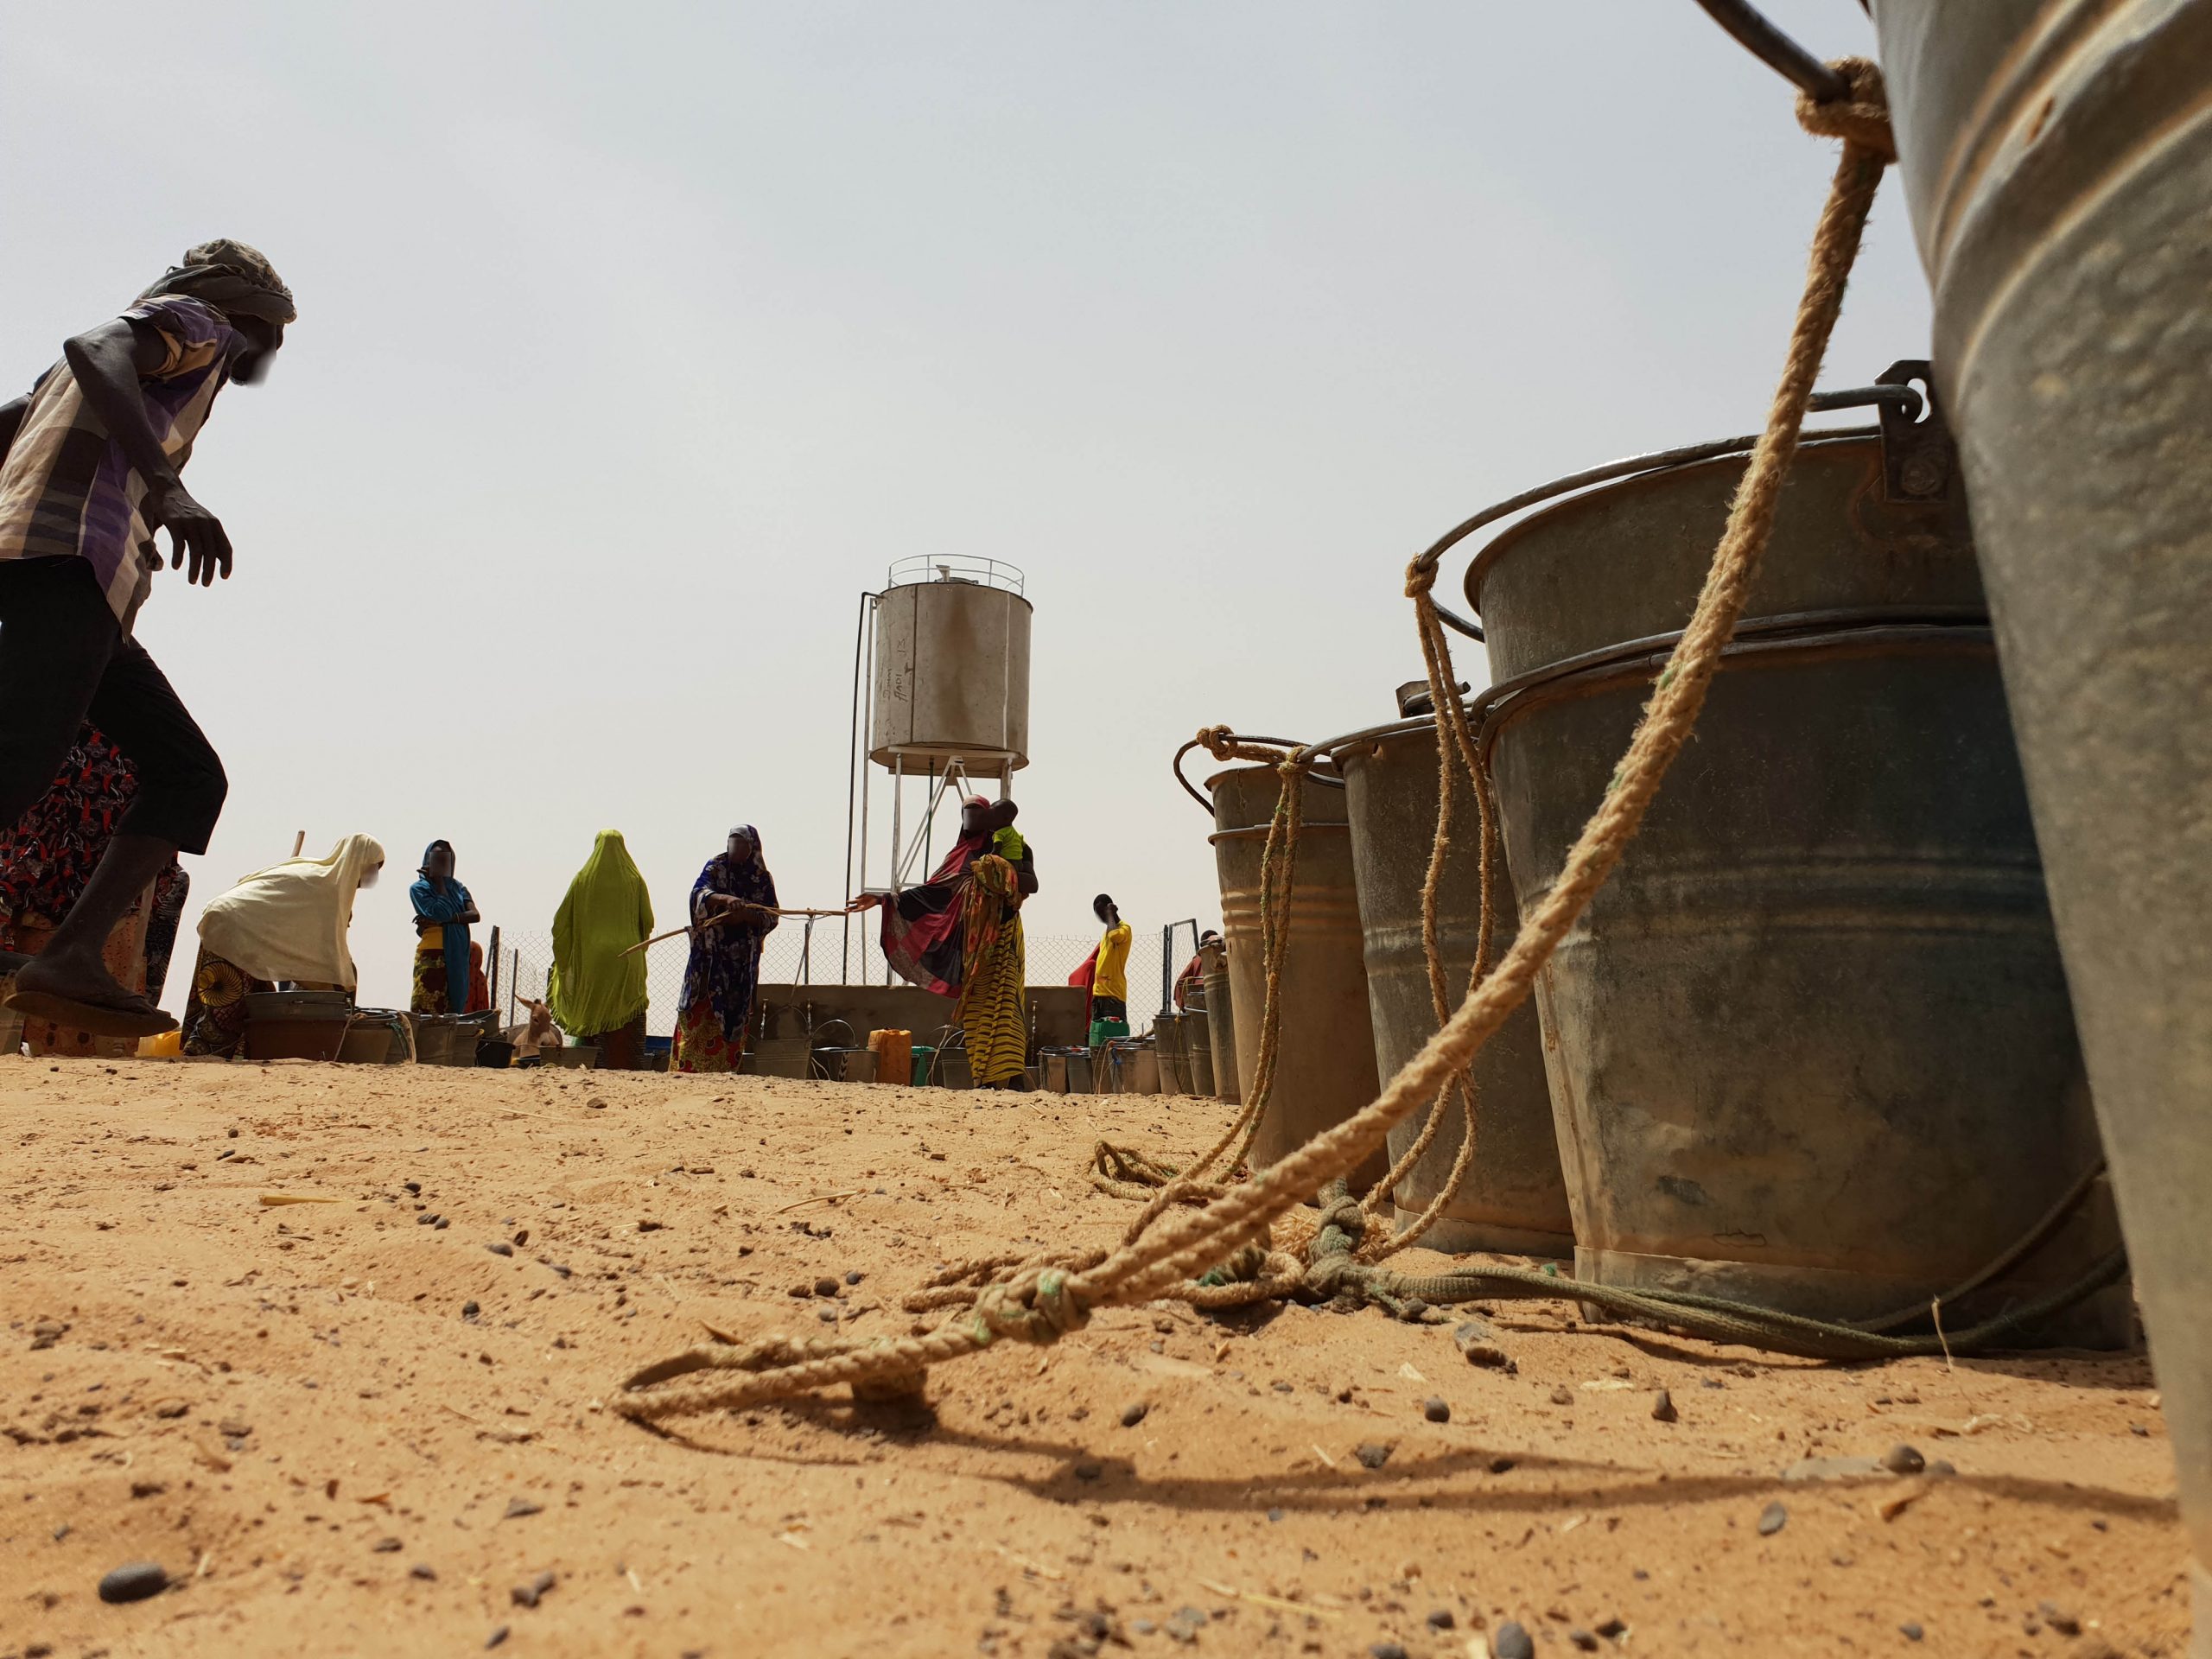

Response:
(139, 239), (296, 327)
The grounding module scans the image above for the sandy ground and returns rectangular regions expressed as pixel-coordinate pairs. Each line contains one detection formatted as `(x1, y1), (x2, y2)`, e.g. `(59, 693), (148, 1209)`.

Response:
(0, 1054), (2189, 1659)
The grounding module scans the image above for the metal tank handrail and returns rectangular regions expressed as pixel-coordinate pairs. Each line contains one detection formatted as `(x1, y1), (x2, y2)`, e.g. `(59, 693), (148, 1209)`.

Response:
(886, 554), (1027, 596)
(1408, 382), (1917, 642)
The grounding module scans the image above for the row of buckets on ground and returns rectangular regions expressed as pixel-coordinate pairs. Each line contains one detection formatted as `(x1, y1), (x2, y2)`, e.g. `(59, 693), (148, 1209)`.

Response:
(1177, 379), (2128, 1351)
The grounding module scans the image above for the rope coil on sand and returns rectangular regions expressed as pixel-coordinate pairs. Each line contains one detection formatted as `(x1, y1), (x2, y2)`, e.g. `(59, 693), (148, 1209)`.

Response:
(613, 66), (2082, 1427)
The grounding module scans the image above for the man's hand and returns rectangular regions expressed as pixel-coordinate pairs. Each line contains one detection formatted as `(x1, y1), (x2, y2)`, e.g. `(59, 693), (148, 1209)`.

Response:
(147, 481), (233, 586)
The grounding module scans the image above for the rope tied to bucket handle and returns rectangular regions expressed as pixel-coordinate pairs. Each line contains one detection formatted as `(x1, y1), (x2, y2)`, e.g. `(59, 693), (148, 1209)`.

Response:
(614, 60), (1908, 1424)
(1093, 725), (1321, 1213)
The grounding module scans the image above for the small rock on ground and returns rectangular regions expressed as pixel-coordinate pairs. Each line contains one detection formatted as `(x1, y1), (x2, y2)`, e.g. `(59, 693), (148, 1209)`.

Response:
(1650, 1389), (1678, 1423)
(1422, 1397), (1450, 1424)
(1881, 1442), (1926, 1475)
(1758, 1500), (1788, 1536)
(1120, 1401), (1148, 1428)
(1493, 1619), (1535, 1659)
(1355, 1442), (1392, 1470)
(97, 1560), (168, 1604)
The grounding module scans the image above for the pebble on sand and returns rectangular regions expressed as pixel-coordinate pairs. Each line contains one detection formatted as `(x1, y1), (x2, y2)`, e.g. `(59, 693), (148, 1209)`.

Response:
(512, 1570), (558, 1607)
(1369, 1643), (1409, 1659)
(1880, 1442), (1925, 1476)
(1900, 1622), (1924, 1642)
(815, 1276), (840, 1297)
(97, 1561), (168, 1604)
(1650, 1389), (1678, 1423)
(486, 1241), (514, 1256)
(1354, 1442), (1393, 1471)
(1120, 1401), (1148, 1427)
(486, 1624), (510, 1649)
(1758, 1500), (1788, 1536)
(1492, 1618), (1536, 1659)
(1452, 1319), (1513, 1370)
(1425, 1609), (1455, 1630)
(1422, 1397), (1450, 1424)
(503, 1497), (543, 1520)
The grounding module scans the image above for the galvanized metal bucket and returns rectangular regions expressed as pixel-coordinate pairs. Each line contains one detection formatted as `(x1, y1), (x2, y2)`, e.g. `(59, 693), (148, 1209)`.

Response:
(1872, 0), (2212, 1611)
(1183, 1008), (1217, 1096)
(1154, 1012), (1189, 1095)
(1468, 425), (2124, 1341)
(1331, 717), (1573, 1256)
(1206, 764), (1385, 1184)
(1200, 945), (1238, 1103)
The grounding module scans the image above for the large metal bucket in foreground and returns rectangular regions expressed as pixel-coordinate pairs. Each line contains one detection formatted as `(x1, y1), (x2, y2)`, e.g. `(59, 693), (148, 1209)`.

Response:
(1207, 764), (1385, 1184)
(1873, 0), (2212, 1619)
(1468, 427), (2125, 1340)
(1332, 718), (1573, 1256)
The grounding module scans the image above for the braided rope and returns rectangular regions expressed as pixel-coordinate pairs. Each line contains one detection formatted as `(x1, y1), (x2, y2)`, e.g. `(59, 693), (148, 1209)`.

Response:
(616, 63), (1904, 1423)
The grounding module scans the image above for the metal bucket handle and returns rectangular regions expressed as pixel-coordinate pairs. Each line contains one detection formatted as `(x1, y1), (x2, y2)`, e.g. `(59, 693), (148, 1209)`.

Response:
(1401, 378), (1923, 643)
(1172, 732), (1329, 812)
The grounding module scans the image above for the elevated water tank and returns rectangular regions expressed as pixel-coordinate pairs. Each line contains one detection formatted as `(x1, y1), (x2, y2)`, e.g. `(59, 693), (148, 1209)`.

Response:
(869, 557), (1031, 772)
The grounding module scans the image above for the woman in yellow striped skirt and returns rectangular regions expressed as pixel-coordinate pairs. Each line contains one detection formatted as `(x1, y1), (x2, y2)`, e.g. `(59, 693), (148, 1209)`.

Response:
(861, 795), (1036, 1090)
(955, 849), (1029, 1088)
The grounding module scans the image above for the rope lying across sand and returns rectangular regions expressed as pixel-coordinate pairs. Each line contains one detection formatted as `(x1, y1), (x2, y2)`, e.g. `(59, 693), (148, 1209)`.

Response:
(615, 61), (2078, 1426)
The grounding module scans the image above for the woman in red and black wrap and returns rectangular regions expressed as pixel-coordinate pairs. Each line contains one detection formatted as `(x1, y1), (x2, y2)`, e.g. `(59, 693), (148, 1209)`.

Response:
(857, 795), (1037, 1088)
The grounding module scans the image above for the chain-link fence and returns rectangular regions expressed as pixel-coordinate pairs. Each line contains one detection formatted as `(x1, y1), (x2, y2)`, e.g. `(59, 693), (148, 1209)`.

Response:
(489, 920), (1184, 1036)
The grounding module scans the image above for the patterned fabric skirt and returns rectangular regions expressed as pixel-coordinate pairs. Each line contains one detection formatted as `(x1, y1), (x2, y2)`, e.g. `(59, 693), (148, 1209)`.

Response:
(672, 995), (745, 1074)
(410, 945), (452, 1016)
(581, 1011), (648, 1071)
(959, 917), (1028, 1086)
(181, 946), (273, 1059)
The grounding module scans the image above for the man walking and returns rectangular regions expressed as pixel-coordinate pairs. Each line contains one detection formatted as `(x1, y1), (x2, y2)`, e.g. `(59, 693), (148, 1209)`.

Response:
(1089, 893), (1132, 1048)
(0, 240), (295, 1035)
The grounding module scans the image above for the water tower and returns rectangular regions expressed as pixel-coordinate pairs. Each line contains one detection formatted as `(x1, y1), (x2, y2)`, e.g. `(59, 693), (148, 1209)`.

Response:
(842, 557), (1032, 980)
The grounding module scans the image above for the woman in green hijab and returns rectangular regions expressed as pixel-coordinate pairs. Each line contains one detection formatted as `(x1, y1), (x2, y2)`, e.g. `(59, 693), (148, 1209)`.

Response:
(550, 830), (653, 1070)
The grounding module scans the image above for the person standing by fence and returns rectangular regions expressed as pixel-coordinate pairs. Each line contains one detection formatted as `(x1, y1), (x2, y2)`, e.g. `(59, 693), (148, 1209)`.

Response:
(409, 839), (478, 1015)
(672, 825), (779, 1073)
(1089, 893), (1132, 1046)
(549, 829), (652, 1070)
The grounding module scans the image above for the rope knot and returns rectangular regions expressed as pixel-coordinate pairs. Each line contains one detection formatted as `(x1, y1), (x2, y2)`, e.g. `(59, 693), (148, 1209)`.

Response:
(1196, 725), (1239, 761)
(1313, 1192), (1367, 1255)
(969, 1269), (1090, 1348)
(1796, 57), (1896, 162)
(1403, 556), (1438, 600)
(1303, 1251), (1365, 1300)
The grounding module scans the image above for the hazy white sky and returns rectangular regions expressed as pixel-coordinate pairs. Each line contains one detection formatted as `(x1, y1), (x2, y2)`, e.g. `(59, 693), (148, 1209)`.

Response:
(3, 1), (1924, 1018)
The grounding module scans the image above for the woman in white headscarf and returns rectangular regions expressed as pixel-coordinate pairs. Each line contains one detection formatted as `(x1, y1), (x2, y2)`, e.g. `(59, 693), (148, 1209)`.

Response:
(181, 835), (384, 1057)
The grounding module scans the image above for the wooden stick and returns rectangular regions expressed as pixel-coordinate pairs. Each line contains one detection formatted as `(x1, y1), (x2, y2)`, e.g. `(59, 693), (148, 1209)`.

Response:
(621, 907), (859, 957)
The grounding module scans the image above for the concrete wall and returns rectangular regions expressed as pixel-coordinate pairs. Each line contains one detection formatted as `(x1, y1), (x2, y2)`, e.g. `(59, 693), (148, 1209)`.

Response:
(750, 983), (1091, 1051)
